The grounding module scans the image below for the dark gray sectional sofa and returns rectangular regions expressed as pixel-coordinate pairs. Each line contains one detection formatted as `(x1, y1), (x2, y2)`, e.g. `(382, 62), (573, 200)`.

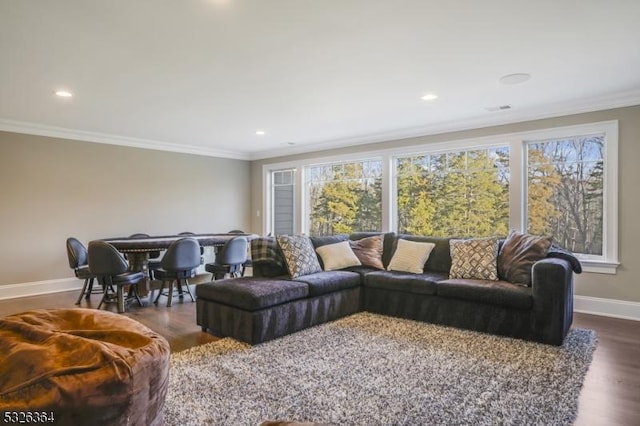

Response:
(196, 232), (581, 346)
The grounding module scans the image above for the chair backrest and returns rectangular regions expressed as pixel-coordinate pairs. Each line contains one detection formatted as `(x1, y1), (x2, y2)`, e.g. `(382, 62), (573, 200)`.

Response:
(66, 237), (88, 269)
(218, 236), (248, 265)
(88, 241), (129, 276)
(228, 229), (244, 234)
(161, 237), (202, 272)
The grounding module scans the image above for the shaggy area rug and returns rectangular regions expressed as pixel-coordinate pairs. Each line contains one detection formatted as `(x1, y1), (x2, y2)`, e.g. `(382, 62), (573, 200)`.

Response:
(163, 313), (596, 425)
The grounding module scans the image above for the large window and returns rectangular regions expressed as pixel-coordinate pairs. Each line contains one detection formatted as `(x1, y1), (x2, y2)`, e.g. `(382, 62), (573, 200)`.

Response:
(306, 159), (382, 236)
(263, 121), (618, 273)
(526, 135), (605, 256)
(395, 147), (509, 237)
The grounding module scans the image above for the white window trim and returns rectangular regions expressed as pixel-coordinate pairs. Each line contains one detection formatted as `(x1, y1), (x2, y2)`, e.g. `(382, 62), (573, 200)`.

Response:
(262, 120), (619, 274)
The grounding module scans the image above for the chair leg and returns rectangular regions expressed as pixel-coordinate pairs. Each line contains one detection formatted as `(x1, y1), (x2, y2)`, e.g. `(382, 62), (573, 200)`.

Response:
(86, 278), (96, 299)
(97, 281), (108, 310)
(166, 281), (174, 307)
(132, 284), (143, 307)
(117, 285), (125, 313)
(154, 281), (166, 305)
(182, 279), (195, 302)
(76, 278), (90, 305)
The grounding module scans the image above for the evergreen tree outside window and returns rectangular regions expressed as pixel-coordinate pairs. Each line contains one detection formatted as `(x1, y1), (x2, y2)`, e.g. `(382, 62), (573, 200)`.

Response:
(307, 160), (382, 236)
(394, 147), (510, 237)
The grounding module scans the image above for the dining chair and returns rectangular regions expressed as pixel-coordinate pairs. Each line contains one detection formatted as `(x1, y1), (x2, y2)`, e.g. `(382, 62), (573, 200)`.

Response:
(153, 237), (201, 307)
(205, 236), (248, 280)
(66, 237), (100, 305)
(228, 230), (252, 276)
(178, 232), (205, 258)
(88, 241), (144, 313)
(129, 233), (162, 279)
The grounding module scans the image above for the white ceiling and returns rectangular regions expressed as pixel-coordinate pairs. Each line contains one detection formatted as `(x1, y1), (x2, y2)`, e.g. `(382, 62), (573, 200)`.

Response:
(1, 1), (639, 160)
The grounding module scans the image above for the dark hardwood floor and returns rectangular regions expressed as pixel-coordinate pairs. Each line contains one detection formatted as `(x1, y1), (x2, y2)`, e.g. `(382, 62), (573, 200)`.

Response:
(1, 288), (638, 425)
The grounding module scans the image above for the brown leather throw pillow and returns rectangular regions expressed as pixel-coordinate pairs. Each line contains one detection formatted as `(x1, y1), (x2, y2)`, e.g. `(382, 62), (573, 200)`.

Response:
(498, 231), (553, 286)
(349, 235), (384, 269)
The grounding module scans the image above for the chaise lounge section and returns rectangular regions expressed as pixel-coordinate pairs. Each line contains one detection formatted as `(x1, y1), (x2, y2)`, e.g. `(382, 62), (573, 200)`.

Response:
(196, 232), (580, 346)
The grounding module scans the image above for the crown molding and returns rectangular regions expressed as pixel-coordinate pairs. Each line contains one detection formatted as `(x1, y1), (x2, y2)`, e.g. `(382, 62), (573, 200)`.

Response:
(250, 89), (640, 160)
(1, 90), (639, 162)
(0, 119), (252, 161)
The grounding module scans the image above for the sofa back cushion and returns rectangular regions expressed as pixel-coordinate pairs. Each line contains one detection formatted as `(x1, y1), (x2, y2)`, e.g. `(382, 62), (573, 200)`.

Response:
(395, 234), (452, 273)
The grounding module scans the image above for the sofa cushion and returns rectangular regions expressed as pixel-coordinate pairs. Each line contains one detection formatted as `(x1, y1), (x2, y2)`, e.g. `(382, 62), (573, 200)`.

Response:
(436, 278), (532, 310)
(396, 235), (452, 273)
(349, 235), (384, 269)
(364, 270), (447, 295)
(292, 271), (361, 297)
(277, 235), (322, 278)
(196, 277), (309, 311)
(449, 237), (499, 280)
(498, 231), (552, 286)
(387, 239), (436, 274)
(315, 241), (361, 271)
(310, 234), (350, 249)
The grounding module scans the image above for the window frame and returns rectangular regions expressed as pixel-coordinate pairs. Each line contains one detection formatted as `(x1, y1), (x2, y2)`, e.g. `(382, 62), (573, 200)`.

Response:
(262, 120), (619, 274)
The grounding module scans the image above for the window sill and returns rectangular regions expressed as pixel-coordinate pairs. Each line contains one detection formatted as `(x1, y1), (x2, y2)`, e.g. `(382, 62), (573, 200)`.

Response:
(580, 259), (620, 275)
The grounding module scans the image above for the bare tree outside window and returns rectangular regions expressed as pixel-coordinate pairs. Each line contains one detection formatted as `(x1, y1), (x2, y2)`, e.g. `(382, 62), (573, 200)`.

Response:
(527, 135), (604, 255)
(307, 160), (382, 236)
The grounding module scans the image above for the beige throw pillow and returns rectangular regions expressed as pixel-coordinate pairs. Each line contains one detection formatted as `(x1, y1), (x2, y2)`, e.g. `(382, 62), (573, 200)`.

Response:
(387, 239), (435, 274)
(449, 237), (499, 280)
(315, 241), (362, 271)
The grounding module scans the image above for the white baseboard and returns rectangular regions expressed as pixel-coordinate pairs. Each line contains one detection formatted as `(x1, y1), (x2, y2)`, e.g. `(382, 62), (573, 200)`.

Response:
(574, 295), (640, 321)
(0, 278), (82, 301)
(2, 280), (640, 321)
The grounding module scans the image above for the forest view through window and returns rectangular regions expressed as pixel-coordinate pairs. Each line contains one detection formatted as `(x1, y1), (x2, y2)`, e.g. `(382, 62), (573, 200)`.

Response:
(527, 135), (605, 256)
(395, 147), (510, 237)
(307, 160), (382, 236)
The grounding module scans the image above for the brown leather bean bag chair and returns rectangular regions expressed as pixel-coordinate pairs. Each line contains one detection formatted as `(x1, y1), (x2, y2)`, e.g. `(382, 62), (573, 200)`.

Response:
(0, 309), (170, 426)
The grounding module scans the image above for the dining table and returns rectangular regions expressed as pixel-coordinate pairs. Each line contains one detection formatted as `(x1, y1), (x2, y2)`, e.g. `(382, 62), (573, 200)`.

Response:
(93, 233), (257, 298)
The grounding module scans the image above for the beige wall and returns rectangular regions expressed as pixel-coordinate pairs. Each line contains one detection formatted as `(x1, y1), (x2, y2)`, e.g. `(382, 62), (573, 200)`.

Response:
(0, 131), (251, 286)
(251, 105), (640, 304)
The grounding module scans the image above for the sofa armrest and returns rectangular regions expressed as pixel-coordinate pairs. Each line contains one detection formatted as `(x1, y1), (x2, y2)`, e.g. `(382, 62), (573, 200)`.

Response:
(531, 258), (574, 345)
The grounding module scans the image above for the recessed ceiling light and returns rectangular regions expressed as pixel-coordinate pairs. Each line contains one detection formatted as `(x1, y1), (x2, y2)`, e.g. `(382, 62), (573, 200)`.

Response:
(499, 73), (531, 85)
(421, 93), (438, 101)
(255, 130), (265, 136)
(55, 90), (73, 98)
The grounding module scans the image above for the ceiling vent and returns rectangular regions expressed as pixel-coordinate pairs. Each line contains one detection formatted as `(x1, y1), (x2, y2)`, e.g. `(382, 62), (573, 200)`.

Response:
(485, 104), (512, 112)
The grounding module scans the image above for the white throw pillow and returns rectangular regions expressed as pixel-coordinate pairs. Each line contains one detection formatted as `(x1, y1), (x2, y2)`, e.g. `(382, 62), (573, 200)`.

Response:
(315, 241), (362, 271)
(387, 239), (436, 274)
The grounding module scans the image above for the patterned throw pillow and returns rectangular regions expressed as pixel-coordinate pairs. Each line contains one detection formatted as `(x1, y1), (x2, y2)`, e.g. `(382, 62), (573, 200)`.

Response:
(449, 237), (499, 280)
(277, 235), (322, 278)
(315, 241), (361, 271)
(250, 237), (287, 277)
(349, 235), (384, 269)
(498, 231), (552, 286)
(387, 239), (436, 274)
